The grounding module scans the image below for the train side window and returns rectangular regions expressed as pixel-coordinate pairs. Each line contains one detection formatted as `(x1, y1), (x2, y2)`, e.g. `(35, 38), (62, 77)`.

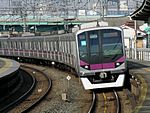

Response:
(62, 41), (64, 52)
(38, 42), (40, 50)
(47, 41), (49, 51)
(68, 41), (70, 54)
(67, 41), (69, 53)
(0, 42), (1, 48)
(25, 41), (28, 50)
(65, 41), (67, 53)
(64, 41), (66, 53)
(43, 41), (46, 51)
(14, 41), (17, 49)
(28, 42), (30, 50)
(20, 42), (22, 49)
(40, 41), (42, 50)
(49, 42), (51, 51)
(50, 41), (52, 51)
(53, 41), (55, 51)
(17, 42), (20, 49)
(30, 41), (33, 50)
(33, 42), (36, 50)
(7, 41), (9, 49)
(49, 41), (51, 51)
(10, 41), (13, 48)
(32, 41), (34, 50)
(22, 41), (25, 49)
(54, 41), (56, 51)
(4, 41), (6, 49)
(59, 41), (61, 52)
(16, 42), (18, 49)
(35, 42), (38, 50)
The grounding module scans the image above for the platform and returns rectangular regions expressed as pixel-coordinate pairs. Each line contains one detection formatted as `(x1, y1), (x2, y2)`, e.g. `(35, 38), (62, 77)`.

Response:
(127, 59), (150, 113)
(0, 58), (20, 78)
(0, 58), (20, 96)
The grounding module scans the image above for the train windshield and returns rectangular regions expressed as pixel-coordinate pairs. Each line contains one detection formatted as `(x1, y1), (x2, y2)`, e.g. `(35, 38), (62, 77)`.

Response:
(102, 29), (123, 63)
(77, 28), (123, 64)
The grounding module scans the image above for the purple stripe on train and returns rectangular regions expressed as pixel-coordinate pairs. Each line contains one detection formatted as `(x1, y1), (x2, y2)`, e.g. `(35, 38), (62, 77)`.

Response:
(80, 56), (125, 70)
(80, 60), (89, 66)
(116, 56), (125, 62)
(90, 63), (115, 70)
(90, 64), (103, 70)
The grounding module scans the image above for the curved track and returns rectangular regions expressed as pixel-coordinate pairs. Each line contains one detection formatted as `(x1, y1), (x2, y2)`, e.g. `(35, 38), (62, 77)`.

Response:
(0, 69), (35, 113)
(8, 64), (52, 113)
(88, 90), (121, 113)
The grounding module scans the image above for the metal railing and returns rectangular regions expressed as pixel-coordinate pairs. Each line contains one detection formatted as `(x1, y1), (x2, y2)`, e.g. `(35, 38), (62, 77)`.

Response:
(125, 48), (150, 61)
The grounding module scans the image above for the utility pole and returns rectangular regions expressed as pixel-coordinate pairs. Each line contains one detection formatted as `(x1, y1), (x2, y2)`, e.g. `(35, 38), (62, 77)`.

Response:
(64, 0), (69, 33)
(134, 20), (137, 59)
(148, 18), (150, 48)
(134, 0), (139, 59)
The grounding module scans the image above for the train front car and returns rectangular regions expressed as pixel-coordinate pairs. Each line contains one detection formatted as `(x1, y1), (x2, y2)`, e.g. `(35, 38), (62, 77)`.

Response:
(76, 27), (126, 90)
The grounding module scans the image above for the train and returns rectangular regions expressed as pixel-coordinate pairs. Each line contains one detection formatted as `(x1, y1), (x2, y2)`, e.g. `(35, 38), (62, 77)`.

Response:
(0, 25), (126, 90)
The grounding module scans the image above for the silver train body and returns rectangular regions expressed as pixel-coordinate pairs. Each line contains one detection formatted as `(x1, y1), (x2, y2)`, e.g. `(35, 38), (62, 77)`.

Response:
(0, 27), (126, 90)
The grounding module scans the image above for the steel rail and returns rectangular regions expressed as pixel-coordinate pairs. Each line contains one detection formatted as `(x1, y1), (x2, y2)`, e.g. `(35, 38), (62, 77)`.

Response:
(113, 90), (121, 113)
(87, 91), (96, 113)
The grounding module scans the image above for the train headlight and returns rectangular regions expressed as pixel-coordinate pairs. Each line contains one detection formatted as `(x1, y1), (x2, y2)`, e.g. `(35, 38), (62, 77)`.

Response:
(85, 65), (89, 69)
(51, 62), (55, 65)
(116, 63), (120, 66)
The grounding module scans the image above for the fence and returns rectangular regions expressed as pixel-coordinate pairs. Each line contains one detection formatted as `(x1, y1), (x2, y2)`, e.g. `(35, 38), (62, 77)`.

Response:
(125, 48), (150, 61)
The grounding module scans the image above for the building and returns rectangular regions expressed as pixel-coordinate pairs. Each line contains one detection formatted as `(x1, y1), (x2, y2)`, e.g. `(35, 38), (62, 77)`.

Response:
(130, 0), (150, 48)
(121, 24), (146, 48)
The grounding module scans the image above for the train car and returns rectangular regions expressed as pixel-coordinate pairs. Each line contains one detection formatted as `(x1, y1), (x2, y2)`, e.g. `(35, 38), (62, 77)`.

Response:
(76, 27), (126, 89)
(0, 26), (126, 90)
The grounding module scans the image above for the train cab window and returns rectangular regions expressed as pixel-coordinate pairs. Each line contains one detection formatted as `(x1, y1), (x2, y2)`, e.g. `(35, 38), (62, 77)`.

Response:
(88, 30), (100, 64)
(78, 32), (88, 62)
(101, 29), (123, 62)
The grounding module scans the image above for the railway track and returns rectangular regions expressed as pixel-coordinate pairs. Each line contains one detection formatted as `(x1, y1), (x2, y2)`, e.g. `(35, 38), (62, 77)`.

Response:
(89, 90), (121, 113)
(1, 62), (132, 113)
(8, 64), (52, 113)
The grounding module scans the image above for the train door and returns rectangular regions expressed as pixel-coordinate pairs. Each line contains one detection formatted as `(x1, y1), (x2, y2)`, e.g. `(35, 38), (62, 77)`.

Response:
(87, 30), (102, 70)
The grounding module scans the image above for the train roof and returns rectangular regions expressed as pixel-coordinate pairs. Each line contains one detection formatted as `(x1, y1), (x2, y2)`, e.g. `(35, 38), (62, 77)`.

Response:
(72, 21), (108, 32)
(0, 32), (75, 40)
